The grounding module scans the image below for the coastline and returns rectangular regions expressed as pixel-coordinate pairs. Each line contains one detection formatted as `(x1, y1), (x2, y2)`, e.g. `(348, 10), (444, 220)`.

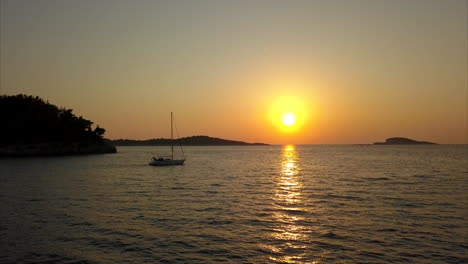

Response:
(0, 142), (117, 157)
(111, 135), (269, 146)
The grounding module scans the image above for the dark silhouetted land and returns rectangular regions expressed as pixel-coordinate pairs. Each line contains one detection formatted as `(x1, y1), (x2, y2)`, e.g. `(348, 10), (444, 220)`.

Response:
(0, 94), (116, 156)
(112, 136), (268, 146)
(374, 137), (436, 145)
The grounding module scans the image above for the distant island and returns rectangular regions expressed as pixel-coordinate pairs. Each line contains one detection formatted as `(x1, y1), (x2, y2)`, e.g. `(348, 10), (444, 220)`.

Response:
(374, 137), (436, 145)
(112, 135), (268, 146)
(0, 94), (116, 156)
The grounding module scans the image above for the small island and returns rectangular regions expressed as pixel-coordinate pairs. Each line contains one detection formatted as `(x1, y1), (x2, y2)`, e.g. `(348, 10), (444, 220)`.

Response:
(0, 94), (116, 157)
(112, 135), (268, 146)
(374, 137), (436, 145)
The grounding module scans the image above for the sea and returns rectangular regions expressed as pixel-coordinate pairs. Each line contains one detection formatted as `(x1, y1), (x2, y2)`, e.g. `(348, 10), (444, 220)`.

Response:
(0, 145), (467, 264)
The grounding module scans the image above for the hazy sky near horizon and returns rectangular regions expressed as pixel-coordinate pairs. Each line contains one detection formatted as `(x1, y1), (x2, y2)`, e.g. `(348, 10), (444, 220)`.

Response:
(1, 0), (467, 144)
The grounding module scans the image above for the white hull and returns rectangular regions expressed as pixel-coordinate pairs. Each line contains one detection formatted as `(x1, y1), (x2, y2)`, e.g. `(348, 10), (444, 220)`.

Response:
(149, 159), (185, 166)
(149, 113), (185, 166)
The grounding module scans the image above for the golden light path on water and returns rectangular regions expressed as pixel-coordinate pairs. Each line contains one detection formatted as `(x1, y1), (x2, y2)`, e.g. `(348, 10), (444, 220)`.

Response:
(265, 145), (318, 264)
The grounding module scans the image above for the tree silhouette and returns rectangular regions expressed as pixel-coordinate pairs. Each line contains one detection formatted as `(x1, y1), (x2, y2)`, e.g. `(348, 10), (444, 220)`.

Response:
(94, 125), (105, 138)
(0, 94), (108, 146)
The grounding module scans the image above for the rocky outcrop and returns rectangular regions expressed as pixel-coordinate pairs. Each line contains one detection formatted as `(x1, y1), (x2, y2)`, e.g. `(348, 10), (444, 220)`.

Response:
(374, 137), (436, 145)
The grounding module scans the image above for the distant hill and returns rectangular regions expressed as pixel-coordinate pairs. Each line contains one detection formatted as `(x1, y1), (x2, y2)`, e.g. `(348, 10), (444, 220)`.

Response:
(0, 94), (116, 156)
(374, 137), (436, 145)
(112, 135), (268, 146)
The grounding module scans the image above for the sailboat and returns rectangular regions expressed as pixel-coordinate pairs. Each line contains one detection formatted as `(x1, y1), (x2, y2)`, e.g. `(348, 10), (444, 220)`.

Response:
(149, 112), (185, 166)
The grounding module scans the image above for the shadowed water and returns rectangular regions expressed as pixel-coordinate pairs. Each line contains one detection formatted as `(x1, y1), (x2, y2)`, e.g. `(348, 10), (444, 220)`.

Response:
(1, 145), (467, 263)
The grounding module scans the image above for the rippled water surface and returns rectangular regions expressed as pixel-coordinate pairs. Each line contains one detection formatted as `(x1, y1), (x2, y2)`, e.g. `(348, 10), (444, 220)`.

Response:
(1, 145), (467, 263)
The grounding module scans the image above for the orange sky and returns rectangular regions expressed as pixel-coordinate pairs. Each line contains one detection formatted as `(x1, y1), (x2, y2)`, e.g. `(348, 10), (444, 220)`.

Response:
(1, 0), (467, 144)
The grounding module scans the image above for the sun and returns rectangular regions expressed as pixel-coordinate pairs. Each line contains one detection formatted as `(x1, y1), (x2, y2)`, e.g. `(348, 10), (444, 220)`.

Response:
(269, 95), (309, 133)
(282, 112), (296, 126)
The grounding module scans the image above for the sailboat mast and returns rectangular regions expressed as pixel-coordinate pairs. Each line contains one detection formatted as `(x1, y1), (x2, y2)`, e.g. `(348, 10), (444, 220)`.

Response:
(171, 112), (174, 159)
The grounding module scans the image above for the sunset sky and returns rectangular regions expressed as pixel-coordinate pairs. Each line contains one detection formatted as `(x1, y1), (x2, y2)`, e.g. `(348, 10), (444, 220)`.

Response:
(1, 0), (466, 144)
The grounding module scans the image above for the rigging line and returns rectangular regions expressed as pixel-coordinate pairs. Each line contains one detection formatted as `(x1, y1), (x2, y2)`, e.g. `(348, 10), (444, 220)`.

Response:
(173, 116), (186, 159)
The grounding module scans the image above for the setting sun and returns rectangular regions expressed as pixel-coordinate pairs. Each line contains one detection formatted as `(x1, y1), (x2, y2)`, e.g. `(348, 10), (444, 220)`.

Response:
(282, 112), (296, 126)
(269, 96), (309, 134)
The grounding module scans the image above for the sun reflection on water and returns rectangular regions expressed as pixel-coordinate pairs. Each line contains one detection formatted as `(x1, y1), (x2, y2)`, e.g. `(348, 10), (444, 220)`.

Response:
(262, 145), (317, 263)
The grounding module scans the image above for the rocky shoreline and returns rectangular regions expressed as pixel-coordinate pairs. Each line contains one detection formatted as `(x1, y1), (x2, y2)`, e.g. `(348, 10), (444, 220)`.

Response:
(0, 142), (116, 157)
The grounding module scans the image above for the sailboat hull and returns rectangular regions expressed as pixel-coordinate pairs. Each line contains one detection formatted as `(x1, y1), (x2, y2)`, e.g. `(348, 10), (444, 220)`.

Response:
(149, 159), (185, 166)
(149, 112), (186, 166)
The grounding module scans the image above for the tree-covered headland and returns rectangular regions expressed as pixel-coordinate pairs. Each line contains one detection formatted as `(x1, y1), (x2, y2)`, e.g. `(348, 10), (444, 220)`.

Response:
(0, 94), (116, 155)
